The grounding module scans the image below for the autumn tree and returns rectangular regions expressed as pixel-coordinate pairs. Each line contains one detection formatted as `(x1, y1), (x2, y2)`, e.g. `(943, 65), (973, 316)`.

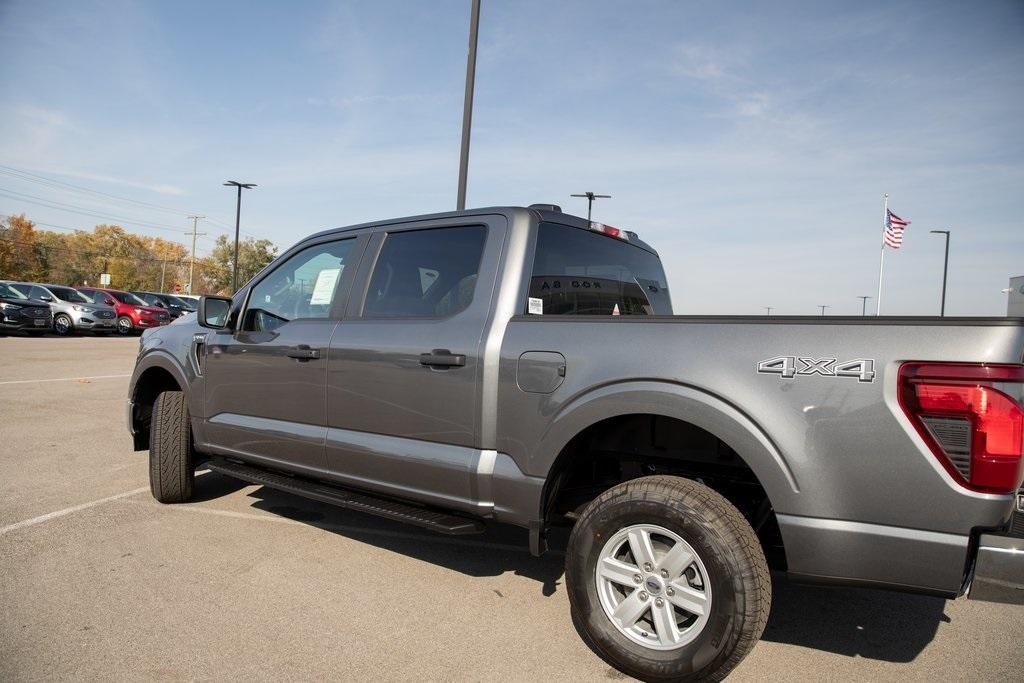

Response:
(200, 235), (278, 294)
(0, 214), (45, 281)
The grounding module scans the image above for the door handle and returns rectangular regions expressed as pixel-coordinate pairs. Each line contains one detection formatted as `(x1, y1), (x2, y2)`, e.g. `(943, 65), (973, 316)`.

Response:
(419, 349), (466, 367)
(286, 345), (320, 361)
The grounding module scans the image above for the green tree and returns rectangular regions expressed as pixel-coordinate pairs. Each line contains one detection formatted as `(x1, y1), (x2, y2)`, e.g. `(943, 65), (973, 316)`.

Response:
(201, 235), (278, 294)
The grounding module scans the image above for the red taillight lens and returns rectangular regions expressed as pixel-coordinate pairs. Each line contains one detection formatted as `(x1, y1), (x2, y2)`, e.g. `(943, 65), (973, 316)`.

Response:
(589, 222), (629, 241)
(899, 363), (1024, 494)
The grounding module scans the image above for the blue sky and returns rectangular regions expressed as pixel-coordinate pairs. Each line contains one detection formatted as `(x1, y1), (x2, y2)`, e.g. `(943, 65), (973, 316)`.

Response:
(1, 0), (1021, 314)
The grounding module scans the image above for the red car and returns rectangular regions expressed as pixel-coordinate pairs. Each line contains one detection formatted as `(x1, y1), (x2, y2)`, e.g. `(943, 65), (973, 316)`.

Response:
(77, 287), (171, 335)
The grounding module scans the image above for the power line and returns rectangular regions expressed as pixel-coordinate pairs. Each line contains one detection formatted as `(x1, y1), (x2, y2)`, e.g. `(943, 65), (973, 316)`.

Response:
(0, 165), (280, 245)
(0, 187), (194, 235)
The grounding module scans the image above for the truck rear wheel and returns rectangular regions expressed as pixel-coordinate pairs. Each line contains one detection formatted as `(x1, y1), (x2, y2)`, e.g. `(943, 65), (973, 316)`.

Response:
(565, 475), (770, 682)
(149, 390), (193, 503)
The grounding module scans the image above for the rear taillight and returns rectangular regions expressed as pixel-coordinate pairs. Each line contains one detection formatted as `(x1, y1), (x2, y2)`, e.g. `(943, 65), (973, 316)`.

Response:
(899, 362), (1024, 494)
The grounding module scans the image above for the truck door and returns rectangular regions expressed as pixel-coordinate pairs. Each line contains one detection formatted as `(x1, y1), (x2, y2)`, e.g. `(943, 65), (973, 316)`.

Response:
(324, 216), (507, 512)
(200, 234), (365, 474)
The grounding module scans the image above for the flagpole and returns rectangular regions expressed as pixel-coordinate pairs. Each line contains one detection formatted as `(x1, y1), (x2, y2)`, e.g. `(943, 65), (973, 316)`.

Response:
(875, 193), (888, 315)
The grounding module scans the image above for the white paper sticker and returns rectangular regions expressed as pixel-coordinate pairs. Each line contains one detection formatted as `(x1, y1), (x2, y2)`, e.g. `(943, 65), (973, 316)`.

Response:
(309, 268), (341, 305)
(528, 297), (544, 315)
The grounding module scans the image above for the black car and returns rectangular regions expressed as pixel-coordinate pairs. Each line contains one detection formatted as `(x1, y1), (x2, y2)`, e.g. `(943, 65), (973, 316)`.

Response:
(0, 281), (53, 335)
(129, 291), (196, 320)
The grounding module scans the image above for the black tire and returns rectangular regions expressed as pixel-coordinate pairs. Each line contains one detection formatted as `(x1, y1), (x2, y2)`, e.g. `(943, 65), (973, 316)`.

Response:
(116, 316), (135, 335)
(566, 475), (770, 682)
(149, 390), (194, 503)
(53, 313), (74, 336)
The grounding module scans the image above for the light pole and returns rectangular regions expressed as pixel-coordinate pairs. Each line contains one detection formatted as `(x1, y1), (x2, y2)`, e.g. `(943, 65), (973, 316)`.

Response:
(929, 230), (950, 316)
(818, 305), (830, 316)
(456, 0), (481, 211)
(857, 296), (871, 316)
(764, 306), (773, 316)
(570, 192), (612, 221)
(187, 215), (205, 295)
(223, 181), (256, 293)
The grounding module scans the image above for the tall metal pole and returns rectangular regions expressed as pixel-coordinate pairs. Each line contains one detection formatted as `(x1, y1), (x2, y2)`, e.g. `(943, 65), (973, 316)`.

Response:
(875, 193), (888, 315)
(818, 305), (829, 316)
(232, 184), (242, 292)
(571, 192), (611, 221)
(930, 230), (950, 316)
(857, 296), (871, 316)
(187, 215), (205, 295)
(764, 306), (773, 316)
(224, 181), (256, 293)
(456, 0), (481, 211)
(159, 260), (167, 292)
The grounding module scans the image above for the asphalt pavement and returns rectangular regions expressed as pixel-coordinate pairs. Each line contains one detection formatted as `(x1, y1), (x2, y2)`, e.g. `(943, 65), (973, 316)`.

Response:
(1, 335), (1020, 681)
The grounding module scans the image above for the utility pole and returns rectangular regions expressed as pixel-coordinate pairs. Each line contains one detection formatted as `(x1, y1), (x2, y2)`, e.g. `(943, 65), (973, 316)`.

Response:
(456, 0), (481, 211)
(764, 306), (773, 316)
(818, 305), (830, 316)
(186, 215), (206, 295)
(159, 259), (167, 292)
(929, 230), (951, 316)
(857, 296), (871, 316)
(570, 192), (612, 221)
(223, 182), (256, 293)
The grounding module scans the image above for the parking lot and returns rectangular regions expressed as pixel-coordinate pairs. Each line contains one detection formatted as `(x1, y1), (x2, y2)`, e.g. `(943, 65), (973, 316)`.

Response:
(1, 334), (1020, 681)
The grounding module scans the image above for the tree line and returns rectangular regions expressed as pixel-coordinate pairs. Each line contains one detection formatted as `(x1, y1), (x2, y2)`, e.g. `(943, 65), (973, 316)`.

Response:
(0, 213), (278, 294)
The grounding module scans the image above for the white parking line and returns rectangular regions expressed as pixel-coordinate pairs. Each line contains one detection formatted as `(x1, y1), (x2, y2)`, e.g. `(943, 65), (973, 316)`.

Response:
(0, 486), (149, 536)
(0, 373), (131, 386)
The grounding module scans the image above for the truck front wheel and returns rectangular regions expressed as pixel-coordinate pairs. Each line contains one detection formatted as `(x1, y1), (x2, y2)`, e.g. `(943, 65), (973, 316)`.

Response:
(149, 390), (194, 503)
(565, 475), (770, 682)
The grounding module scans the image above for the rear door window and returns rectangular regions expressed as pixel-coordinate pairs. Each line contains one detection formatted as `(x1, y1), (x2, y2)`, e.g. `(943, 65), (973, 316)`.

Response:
(363, 226), (486, 318)
(528, 222), (672, 315)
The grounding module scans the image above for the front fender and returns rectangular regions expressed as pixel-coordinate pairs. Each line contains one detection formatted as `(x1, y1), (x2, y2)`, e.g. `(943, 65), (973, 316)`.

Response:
(532, 380), (801, 514)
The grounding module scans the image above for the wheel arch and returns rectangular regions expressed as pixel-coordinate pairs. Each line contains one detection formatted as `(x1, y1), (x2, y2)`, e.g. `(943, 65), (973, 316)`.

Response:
(534, 380), (800, 521)
(129, 352), (190, 451)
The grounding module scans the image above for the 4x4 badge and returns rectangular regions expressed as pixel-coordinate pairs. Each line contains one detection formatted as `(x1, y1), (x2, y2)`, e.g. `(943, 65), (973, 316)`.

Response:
(757, 356), (876, 383)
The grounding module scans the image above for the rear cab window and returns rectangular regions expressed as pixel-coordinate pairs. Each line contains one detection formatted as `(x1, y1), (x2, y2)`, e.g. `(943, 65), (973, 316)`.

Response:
(528, 222), (672, 315)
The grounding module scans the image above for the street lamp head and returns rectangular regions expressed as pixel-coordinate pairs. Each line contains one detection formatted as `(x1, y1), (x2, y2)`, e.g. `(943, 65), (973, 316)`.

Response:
(929, 229), (950, 235)
(224, 181), (257, 189)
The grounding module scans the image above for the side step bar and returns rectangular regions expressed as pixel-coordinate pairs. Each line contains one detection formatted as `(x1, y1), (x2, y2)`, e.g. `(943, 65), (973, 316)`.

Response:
(206, 458), (485, 536)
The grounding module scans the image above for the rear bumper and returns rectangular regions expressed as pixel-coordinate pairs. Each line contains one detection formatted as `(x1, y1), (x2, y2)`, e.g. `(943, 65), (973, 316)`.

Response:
(967, 532), (1024, 604)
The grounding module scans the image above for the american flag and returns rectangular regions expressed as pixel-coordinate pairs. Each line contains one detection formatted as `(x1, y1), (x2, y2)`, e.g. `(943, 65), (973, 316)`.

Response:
(883, 209), (910, 249)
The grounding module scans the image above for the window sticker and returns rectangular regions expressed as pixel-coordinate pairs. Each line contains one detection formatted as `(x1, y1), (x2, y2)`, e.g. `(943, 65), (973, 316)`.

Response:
(309, 268), (341, 305)
(528, 297), (544, 315)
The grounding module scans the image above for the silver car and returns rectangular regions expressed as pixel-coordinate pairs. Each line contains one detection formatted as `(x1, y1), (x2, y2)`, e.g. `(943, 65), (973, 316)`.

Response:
(10, 282), (118, 335)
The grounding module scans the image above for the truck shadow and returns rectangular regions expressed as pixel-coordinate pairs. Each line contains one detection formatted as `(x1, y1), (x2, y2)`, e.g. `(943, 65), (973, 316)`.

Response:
(192, 473), (947, 662)
(760, 574), (948, 662)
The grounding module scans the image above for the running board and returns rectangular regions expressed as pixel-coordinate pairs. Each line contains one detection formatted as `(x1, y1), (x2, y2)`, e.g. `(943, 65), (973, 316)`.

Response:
(206, 459), (485, 535)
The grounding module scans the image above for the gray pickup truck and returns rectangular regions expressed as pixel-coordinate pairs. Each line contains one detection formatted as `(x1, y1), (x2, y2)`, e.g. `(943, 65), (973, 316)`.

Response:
(128, 205), (1024, 681)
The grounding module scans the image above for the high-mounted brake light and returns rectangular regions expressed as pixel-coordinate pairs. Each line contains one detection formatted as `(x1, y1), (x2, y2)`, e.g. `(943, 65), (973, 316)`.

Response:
(589, 221), (630, 241)
(898, 362), (1024, 494)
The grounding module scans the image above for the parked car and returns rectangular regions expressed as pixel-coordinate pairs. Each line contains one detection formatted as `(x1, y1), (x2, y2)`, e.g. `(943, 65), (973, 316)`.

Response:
(129, 291), (196, 319)
(77, 287), (170, 335)
(8, 281), (117, 336)
(0, 281), (52, 335)
(127, 205), (1024, 681)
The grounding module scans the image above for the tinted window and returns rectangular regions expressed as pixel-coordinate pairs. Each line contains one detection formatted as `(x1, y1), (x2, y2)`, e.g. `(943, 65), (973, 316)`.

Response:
(0, 283), (28, 299)
(30, 286), (50, 300)
(243, 239), (356, 332)
(112, 291), (148, 306)
(49, 286), (88, 303)
(363, 226), (486, 318)
(528, 223), (671, 316)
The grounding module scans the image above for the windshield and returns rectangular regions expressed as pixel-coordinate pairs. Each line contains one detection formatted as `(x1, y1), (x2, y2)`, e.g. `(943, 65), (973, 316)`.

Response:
(0, 283), (29, 300)
(167, 295), (194, 309)
(49, 286), (90, 303)
(112, 291), (149, 306)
